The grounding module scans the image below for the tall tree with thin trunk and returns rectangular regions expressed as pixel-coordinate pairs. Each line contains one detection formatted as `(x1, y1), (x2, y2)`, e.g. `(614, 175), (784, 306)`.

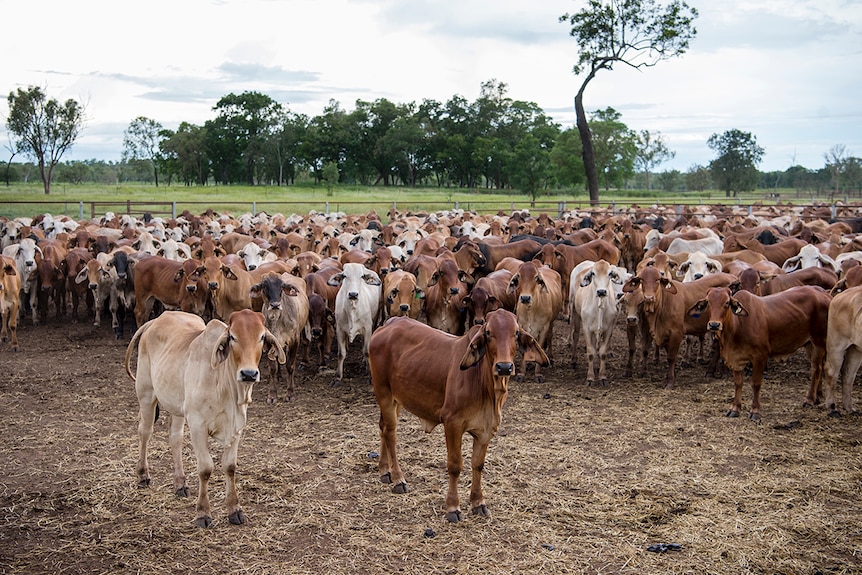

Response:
(123, 116), (164, 186)
(6, 85), (85, 194)
(560, 0), (697, 205)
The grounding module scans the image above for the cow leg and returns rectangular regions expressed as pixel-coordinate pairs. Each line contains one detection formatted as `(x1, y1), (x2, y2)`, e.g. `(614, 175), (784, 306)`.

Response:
(803, 343), (826, 407)
(840, 348), (862, 414)
(597, 329), (613, 387)
(443, 423), (465, 523)
(222, 438), (246, 525)
(189, 425), (214, 528)
(377, 402), (406, 493)
(168, 414), (189, 497)
(570, 313), (581, 369)
(726, 369), (745, 418)
(624, 321), (637, 377)
(823, 340), (851, 414)
(665, 339), (681, 389)
(135, 396), (158, 489)
(334, 330), (347, 383)
(285, 341), (300, 400)
(749, 359), (767, 421)
(109, 290), (121, 338)
(469, 436), (491, 519)
(584, 330), (598, 387)
(267, 355), (282, 404)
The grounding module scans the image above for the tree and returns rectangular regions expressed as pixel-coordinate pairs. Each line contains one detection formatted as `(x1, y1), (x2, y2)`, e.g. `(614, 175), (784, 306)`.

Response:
(685, 163), (711, 192)
(6, 85), (86, 194)
(550, 128), (586, 189)
(161, 122), (209, 186)
(560, 0), (698, 204)
(510, 134), (552, 203)
(635, 130), (675, 190)
(707, 129), (764, 197)
(588, 107), (637, 190)
(825, 144), (850, 197)
(122, 117), (164, 186)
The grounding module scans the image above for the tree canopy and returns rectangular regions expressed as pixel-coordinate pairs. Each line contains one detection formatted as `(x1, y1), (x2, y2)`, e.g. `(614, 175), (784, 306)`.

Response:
(560, 0), (698, 204)
(707, 129), (765, 197)
(6, 85), (86, 194)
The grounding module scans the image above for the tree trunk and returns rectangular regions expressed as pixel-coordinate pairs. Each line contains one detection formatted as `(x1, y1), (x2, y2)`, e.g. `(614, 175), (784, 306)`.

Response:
(574, 89), (599, 206)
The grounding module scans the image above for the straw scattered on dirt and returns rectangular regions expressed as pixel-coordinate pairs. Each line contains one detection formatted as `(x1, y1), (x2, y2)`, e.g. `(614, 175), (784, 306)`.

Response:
(1, 314), (861, 575)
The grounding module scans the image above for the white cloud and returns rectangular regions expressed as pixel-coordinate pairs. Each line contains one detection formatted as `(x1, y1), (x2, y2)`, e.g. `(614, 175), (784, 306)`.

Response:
(1, 0), (860, 172)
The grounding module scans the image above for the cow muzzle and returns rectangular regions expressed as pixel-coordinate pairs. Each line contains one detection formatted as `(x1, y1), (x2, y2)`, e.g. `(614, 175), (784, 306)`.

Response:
(494, 362), (514, 376)
(626, 315), (639, 326)
(239, 369), (260, 383)
(348, 291), (359, 300)
(596, 289), (607, 298)
(519, 295), (531, 305)
(707, 321), (722, 332)
(208, 282), (219, 290)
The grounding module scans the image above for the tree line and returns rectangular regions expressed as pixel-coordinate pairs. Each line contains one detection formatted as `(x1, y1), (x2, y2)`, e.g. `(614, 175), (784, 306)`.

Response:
(6, 82), (860, 198)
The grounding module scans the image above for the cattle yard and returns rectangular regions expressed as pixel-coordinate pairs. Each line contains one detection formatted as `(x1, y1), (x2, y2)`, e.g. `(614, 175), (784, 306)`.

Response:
(1, 307), (859, 574)
(2, 205), (862, 574)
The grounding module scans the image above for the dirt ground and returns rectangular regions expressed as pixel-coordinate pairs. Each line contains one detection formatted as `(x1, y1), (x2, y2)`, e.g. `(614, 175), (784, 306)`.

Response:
(1, 306), (861, 575)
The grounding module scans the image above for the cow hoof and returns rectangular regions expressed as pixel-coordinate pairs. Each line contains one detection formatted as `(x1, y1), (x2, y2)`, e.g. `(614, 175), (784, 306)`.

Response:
(137, 477), (151, 489)
(380, 472), (392, 484)
(266, 396), (278, 405)
(749, 413), (762, 423)
(586, 380), (595, 388)
(726, 409), (739, 418)
(175, 486), (190, 498)
(194, 516), (213, 528)
(445, 510), (463, 523)
(828, 409), (842, 418)
(536, 376), (545, 384)
(228, 509), (247, 525)
(471, 504), (490, 518)
(393, 482), (408, 494)
(599, 379), (608, 387)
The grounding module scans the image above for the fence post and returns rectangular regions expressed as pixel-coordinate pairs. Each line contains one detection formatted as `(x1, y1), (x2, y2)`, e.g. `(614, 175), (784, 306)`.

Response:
(325, 202), (330, 214)
(79, 201), (84, 221)
(172, 202), (177, 219)
(831, 204), (837, 219)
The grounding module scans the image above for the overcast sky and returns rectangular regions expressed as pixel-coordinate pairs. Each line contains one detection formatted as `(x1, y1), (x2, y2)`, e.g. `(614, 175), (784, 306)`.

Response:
(2, 0), (860, 173)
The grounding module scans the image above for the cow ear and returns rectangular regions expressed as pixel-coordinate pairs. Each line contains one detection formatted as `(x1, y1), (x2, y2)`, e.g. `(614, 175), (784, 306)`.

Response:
(460, 329), (487, 370)
(74, 268), (87, 283)
(5, 263), (17, 276)
(678, 261), (691, 273)
(327, 273), (344, 287)
(519, 330), (550, 367)
(458, 270), (475, 285)
(212, 329), (231, 367)
(661, 278), (677, 294)
(222, 265), (239, 281)
(622, 277), (640, 293)
(173, 269), (185, 283)
(579, 271), (594, 288)
(282, 283), (299, 297)
(688, 299), (709, 319)
(728, 280), (742, 294)
(363, 273), (381, 286)
(507, 275), (520, 294)
(265, 329), (287, 364)
(427, 271), (440, 287)
(730, 299), (748, 316)
(249, 283), (263, 299)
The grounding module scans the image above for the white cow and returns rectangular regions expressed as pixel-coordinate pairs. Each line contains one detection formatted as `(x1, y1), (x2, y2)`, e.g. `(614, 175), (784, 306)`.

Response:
(677, 251), (723, 282)
(2, 238), (42, 319)
(125, 310), (284, 528)
(236, 241), (275, 271)
(327, 262), (381, 381)
(156, 238), (192, 261)
(569, 259), (630, 387)
(666, 235), (724, 256)
(782, 243), (839, 272)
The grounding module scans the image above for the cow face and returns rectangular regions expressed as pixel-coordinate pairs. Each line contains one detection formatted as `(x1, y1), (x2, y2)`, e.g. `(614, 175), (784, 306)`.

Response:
(212, 309), (284, 382)
(688, 287), (748, 332)
(459, 309), (549, 384)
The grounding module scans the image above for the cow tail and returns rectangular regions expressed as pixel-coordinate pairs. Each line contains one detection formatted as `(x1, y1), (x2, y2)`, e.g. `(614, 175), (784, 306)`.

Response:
(124, 322), (150, 382)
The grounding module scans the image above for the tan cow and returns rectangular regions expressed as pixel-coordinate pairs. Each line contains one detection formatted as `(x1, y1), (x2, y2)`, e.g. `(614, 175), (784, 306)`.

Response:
(125, 310), (284, 527)
(0, 255), (20, 351)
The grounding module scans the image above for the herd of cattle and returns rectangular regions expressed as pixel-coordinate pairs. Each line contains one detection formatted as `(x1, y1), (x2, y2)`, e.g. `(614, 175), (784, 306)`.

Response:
(3, 203), (862, 526)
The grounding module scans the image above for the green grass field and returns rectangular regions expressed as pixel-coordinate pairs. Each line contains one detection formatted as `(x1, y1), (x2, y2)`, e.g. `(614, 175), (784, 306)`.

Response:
(0, 182), (834, 220)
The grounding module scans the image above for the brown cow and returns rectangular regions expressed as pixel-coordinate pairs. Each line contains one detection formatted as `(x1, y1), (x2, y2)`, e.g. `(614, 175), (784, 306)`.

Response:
(462, 269), (516, 327)
(507, 260), (563, 382)
(35, 239), (68, 324)
(0, 255), (20, 351)
(132, 255), (208, 327)
(822, 285), (862, 414)
(64, 247), (95, 321)
(125, 310), (284, 527)
(423, 258), (473, 335)
(369, 310), (548, 522)
(250, 273), (310, 403)
(688, 286), (831, 420)
(380, 269), (424, 321)
(622, 266), (737, 388)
